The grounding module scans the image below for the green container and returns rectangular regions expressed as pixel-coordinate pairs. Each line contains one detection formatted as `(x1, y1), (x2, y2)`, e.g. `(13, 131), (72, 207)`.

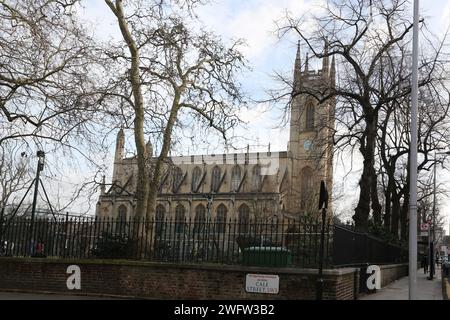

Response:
(242, 246), (292, 267)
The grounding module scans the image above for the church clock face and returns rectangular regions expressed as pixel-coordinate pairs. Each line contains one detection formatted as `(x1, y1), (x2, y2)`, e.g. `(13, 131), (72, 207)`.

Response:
(303, 140), (312, 151)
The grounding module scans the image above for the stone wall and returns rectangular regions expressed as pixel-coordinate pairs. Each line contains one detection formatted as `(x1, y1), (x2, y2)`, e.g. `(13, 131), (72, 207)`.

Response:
(0, 258), (359, 300)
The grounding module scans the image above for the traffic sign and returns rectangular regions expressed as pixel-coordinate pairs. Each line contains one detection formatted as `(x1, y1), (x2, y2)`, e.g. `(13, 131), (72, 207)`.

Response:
(420, 223), (429, 231)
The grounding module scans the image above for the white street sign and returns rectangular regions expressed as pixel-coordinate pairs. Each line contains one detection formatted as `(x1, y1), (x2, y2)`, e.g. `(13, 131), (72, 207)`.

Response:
(245, 274), (279, 294)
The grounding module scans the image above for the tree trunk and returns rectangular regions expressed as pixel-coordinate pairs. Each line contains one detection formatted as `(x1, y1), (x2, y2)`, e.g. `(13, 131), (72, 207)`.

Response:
(353, 111), (376, 233)
(390, 191), (400, 239)
(383, 166), (397, 230)
(105, 0), (149, 219)
(370, 165), (382, 225)
(383, 182), (392, 229)
(400, 191), (409, 241)
(146, 95), (181, 220)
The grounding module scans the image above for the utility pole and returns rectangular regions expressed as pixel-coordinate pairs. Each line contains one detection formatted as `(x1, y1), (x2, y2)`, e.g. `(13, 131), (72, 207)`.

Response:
(28, 151), (45, 256)
(409, 0), (419, 300)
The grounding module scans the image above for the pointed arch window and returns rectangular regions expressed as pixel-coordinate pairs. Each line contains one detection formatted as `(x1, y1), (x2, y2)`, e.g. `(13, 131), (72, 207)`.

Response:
(194, 204), (206, 233)
(300, 167), (314, 209)
(231, 165), (241, 192)
(305, 103), (314, 130)
(211, 166), (221, 192)
(117, 205), (127, 234)
(172, 167), (183, 193)
(175, 204), (186, 233)
(155, 204), (165, 236)
(215, 204), (227, 233)
(252, 165), (262, 190)
(192, 166), (202, 192)
(238, 204), (250, 234)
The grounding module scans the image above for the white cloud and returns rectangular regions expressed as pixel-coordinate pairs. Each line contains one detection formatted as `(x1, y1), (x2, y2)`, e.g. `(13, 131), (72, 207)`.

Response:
(198, 0), (321, 60)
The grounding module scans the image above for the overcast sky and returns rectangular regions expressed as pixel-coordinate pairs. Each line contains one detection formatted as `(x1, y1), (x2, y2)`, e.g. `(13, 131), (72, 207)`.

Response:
(34, 0), (450, 232)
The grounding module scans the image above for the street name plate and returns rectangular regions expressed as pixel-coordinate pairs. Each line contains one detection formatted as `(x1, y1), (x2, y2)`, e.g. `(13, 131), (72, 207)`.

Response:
(245, 274), (279, 294)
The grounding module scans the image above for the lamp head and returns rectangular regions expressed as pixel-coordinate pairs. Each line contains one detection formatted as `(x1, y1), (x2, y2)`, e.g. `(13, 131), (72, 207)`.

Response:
(36, 150), (45, 171)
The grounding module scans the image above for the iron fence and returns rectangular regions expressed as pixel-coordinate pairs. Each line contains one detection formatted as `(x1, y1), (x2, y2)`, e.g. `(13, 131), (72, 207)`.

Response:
(0, 215), (332, 268)
(0, 216), (408, 268)
(332, 224), (408, 267)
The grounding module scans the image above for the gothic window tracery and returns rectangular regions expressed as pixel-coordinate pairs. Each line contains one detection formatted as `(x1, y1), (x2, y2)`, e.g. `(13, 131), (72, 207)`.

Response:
(175, 204), (185, 233)
(238, 204), (250, 234)
(192, 166), (202, 192)
(211, 166), (221, 192)
(194, 204), (206, 233)
(172, 167), (183, 193)
(215, 204), (227, 233)
(305, 103), (314, 130)
(300, 167), (314, 209)
(231, 165), (241, 192)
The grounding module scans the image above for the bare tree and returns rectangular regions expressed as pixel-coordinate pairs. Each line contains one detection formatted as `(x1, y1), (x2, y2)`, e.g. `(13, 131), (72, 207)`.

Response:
(102, 0), (246, 220)
(275, 0), (448, 232)
(377, 79), (450, 240)
(0, 140), (33, 211)
(0, 0), (100, 147)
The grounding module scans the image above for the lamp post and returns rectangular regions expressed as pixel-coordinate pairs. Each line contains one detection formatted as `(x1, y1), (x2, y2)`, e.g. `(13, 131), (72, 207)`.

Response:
(409, 0), (419, 300)
(28, 150), (45, 256)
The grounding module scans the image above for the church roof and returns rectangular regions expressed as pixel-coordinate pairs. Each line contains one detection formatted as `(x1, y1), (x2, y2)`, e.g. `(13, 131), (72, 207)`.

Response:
(123, 150), (288, 164)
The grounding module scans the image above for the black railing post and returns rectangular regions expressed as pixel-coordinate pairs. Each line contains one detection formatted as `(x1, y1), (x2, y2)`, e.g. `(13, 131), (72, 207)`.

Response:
(317, 180), (328, 300)
(0, 207), (4, 255)
(0, 206), (4, 240)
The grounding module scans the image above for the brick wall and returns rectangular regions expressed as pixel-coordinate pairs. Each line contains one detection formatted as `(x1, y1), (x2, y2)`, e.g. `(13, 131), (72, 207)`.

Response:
(0, 258), (359, 300)
(379, 264), (408, 288)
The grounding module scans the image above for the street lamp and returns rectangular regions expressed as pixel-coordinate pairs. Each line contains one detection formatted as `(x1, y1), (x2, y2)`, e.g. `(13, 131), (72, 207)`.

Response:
(409, 0), (419, 300)
(28, 150), (45, 256)
(428, 151), (450, 280)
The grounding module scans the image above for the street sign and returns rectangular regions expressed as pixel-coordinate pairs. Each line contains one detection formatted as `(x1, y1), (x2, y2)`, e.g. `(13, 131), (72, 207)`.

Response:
(420, 223), (429, 231)
(245, 274), (279, 294)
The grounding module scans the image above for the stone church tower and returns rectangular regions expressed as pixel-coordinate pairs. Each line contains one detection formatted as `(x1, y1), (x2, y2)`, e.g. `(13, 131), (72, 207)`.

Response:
(286, 41), (335, 216)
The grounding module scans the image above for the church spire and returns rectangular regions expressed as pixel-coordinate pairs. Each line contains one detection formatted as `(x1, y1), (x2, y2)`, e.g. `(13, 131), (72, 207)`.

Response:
(322, 39), (329, 77)
(293, 41), (301, 92)
(305, 52), (309, 72)
(330, 55), (336, 87)
(100, 175), (106, 195)
(114, 127), (125, 162)
(112, 127), (125, 184)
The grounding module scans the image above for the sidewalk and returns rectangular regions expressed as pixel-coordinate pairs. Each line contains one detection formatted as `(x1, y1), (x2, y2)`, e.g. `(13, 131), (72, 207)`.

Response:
(360, 266), (443, 300)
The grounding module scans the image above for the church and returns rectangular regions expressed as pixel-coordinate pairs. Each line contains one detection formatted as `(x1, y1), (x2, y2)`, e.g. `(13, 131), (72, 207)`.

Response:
(95, 43), (336, 223)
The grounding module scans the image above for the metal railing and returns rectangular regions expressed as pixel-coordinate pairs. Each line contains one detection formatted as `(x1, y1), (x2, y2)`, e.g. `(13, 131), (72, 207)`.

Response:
(0, 216), (407, 268)
(0, 215), (332, 268)
(332, 224), (408, 267)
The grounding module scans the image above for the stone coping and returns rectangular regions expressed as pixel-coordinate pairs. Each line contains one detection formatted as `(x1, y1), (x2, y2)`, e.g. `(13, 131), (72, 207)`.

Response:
(0, 257), (358, 276)
(379, 263), (408, 269)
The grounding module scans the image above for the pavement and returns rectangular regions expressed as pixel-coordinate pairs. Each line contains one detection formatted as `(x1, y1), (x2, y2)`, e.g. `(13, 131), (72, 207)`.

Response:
(360, 265), (443, 300)
(0, 291), (122, 300)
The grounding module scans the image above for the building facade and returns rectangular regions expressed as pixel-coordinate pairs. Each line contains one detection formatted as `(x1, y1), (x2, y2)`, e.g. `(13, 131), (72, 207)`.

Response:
(96, 43), (336, 222)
